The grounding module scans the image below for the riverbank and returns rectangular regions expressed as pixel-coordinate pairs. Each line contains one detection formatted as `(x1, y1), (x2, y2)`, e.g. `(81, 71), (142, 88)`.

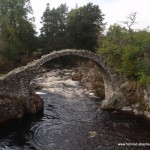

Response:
(0, 63), (150, 123)
(1, 68), (150, 150)
(0, 93), (43, 123)
(72, 61), (150, 119)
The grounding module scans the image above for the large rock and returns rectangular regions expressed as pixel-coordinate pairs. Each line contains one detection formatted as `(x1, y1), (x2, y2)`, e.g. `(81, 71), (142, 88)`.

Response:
(0, 93), (43, 123)
(120, 82), (150, 111)
(101, 90), (128, 110)
(72, 61), (105, 99)
(119, 82), (150, 118)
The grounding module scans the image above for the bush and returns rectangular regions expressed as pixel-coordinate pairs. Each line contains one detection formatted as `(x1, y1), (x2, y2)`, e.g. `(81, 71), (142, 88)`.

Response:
(97, 24), (150, 83)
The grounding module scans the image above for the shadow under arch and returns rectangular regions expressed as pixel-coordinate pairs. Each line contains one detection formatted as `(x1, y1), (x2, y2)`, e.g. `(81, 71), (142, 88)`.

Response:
(34, 49), (116, 100)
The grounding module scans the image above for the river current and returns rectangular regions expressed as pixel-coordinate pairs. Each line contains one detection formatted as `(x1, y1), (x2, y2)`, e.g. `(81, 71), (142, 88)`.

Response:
(0, 69), (150, 150)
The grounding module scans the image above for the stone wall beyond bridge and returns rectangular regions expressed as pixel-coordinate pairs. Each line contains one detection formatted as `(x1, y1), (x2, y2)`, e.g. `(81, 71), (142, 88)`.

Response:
(0, 49), (128, 122)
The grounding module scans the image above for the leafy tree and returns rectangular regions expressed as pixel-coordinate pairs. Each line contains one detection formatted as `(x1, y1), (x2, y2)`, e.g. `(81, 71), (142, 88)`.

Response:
(40, 3), (105, 52)
(0, 0), (37, 67)
(98, 23), (150, 83)
(134, 30), (150, 83)
(67, 3), (105, 51)
(121, 45), (140, 78)
(99, 24), (129, 68)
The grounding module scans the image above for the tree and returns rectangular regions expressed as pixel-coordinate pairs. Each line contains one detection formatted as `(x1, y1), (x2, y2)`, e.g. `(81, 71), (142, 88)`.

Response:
(0, 0), (37, 66)
(56, 4), (69, 49)
(121, 12), (137, 42)
(98, 24), (128, 68)
(67, 3), (105, 51)
(122, 12), (137, 31)
(40, 3), (53, 52)
(40, 3), (68, 53)
(98, 23), (150, 83)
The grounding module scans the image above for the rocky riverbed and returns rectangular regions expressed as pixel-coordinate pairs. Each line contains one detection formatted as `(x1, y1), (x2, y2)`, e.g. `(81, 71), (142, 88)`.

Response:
(0, 69), (150, 150)
(72, 61), (150, 119)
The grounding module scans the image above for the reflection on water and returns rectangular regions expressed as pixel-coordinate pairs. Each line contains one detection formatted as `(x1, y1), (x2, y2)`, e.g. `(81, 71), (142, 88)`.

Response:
(0, 69), (150, 150)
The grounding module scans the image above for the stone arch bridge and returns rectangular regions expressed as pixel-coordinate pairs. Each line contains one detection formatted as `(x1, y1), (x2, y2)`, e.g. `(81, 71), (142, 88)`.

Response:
(0, 49), (127, 114)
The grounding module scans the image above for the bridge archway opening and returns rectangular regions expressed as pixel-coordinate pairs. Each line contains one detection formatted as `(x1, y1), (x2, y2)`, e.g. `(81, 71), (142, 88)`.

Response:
(31, 54), (113, 100)
(0, 49), (116, 101)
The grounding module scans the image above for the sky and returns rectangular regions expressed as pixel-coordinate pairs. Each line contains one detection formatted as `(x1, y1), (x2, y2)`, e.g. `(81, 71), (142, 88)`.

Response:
(30, 0), (150, 33)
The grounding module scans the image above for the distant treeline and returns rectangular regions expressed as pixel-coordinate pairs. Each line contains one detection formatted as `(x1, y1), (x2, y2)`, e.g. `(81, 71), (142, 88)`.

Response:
(0, 0), (149, 83)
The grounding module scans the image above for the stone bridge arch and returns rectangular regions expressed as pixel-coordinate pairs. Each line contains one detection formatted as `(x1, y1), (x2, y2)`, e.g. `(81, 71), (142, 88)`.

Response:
(0, 49), (126, 109)
(35, 49), (118, 100)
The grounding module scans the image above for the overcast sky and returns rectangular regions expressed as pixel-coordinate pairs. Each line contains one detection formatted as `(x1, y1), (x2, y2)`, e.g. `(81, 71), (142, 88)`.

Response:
(30, 0), (150, 33)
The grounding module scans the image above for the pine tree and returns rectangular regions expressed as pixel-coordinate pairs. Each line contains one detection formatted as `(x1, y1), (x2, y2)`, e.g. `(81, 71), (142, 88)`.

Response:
(40, 3), (68, 53)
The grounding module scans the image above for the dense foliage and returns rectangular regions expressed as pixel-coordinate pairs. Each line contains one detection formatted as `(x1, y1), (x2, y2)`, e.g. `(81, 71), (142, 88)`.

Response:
(67, 3), (105, 51)
(0, 0), (37, 71)
(40, 3), (69, 53)
(0, 1), (149, 84)
(39, 3), (104, 52)
(97, 24), (150, 83)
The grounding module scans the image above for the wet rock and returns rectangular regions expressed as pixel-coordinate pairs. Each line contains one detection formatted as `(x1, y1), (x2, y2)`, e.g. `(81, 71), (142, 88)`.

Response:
(0, 93), (43, 123)
(72, 74), (82, 81)
(0, 97), (24, 123)
(88, 131), (98, 138)
(120, 81), (150, 118)
(121, 106), (132, 111)
(26, 93), (44, 113)
(133, 109), (143, 115)
(30, 81), (43, 90)
(144, 88), (150, 100)
(101, 91), (128, 110)
(72, 61), (105, 99)
(144, 111), (150, 119)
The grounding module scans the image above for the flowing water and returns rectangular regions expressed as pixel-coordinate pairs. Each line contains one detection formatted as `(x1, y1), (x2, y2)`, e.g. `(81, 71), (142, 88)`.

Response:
(0, 69), (150, 150)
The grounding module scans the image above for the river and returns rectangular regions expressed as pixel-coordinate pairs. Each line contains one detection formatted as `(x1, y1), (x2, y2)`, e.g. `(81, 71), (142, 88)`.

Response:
(0, 69), (150, 150)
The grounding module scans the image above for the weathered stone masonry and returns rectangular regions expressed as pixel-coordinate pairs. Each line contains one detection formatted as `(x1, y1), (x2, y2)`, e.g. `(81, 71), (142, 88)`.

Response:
(0, 49), (125, 99)
(0, 49), (127, 122)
